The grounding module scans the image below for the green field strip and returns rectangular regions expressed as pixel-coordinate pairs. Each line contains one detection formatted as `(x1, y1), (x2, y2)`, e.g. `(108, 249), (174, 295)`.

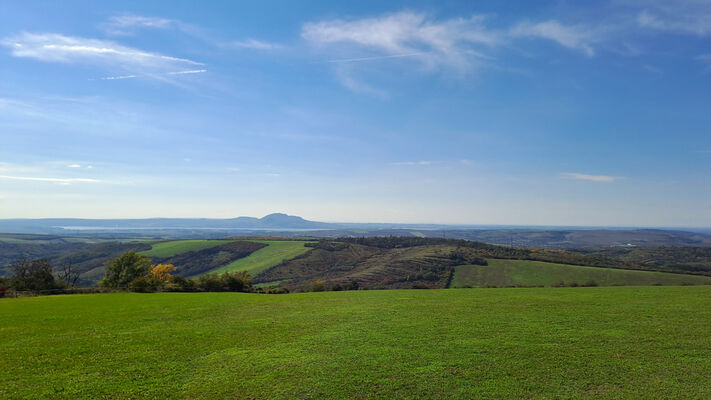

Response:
(203, 240), (314, 277)
(450, 258), (711, 288)
(138, 239), (234, 258)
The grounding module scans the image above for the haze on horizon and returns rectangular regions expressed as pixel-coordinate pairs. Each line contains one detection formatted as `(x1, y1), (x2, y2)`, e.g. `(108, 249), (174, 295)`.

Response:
(1, 1), (710, 227)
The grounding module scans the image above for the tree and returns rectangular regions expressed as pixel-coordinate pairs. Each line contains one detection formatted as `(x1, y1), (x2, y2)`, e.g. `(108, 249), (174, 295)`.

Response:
(100, 251), (153, 288)
(10, 258), (59, 291)
(151, 264), (177, 283)
(56, 260), (80, 288)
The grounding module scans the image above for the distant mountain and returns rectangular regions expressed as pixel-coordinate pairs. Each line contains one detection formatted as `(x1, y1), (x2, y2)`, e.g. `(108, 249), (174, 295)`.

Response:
(0, 213), (335, 234)
(0, 215), (710, 249)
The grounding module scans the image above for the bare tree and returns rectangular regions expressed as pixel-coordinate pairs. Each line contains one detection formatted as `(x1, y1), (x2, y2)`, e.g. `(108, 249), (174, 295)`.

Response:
(56, 260), (80, 288)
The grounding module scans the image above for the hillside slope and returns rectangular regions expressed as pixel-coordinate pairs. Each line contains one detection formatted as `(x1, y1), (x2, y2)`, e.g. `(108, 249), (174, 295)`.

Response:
(451, 259), (711, 288)
(205, 240), (313, 277)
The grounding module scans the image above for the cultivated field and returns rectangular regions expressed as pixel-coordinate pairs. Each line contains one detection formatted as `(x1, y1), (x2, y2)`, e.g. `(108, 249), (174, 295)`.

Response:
(450, 259), (711, 288)
(2, 286), (710, 399)
(206, 240), (313, 276)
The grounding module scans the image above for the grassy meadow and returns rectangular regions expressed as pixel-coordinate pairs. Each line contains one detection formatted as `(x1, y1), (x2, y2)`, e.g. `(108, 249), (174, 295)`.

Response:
(138, 240), (235, 258)
(205, 240), (313, 276)
(2, 286), (710, 399)
(451, 258), (711, 288)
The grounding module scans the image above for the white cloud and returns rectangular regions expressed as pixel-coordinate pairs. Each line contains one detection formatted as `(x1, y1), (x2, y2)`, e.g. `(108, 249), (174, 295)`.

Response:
(560, 173), (623, 183)
(637, 3), (711, 36)
(228, 39), (283, 50)
(1, 33), (205, 79)
(303, 11), (502, 72)
(66, 164), (81, 168)
(510, 20), (597, 56)
(0, 175), (101, 184)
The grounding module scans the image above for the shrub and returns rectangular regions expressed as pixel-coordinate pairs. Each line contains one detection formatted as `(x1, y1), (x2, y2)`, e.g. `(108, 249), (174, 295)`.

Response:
(129, 276), (159, 293)
(197, 274), (224, 292)
(584, 280), (599, 287)
(221, 271), (251, 292)
(310, 280), (325, 292)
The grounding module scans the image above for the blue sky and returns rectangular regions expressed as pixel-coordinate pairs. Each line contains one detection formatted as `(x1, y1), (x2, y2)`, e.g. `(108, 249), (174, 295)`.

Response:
(0, 0), (710, 226)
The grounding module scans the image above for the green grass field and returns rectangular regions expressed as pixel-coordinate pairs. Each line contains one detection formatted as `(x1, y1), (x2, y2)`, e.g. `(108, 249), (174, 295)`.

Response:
(204, 240), (313, 277)
(2, 287), (710, 399)
(450, 258), (711, 288)
(138, 240), (235, 258)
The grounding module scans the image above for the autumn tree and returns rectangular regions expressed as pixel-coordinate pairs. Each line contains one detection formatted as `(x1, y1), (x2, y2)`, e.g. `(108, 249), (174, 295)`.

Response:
(151, 263), (177, 283)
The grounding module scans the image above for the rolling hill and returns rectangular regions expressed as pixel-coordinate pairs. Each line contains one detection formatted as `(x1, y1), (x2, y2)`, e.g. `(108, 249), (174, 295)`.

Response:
(450, 259), (711, 288)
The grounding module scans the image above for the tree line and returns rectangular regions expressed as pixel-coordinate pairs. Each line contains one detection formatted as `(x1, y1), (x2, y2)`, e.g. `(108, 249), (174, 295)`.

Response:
(0, 251), (259, 297)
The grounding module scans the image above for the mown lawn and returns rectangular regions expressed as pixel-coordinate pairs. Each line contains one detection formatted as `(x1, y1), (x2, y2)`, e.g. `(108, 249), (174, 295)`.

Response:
(451, 258), (711, 288)
(205, 240), (313, 276)
(1, 287), (710, 399)
(138, 240), (235, 258)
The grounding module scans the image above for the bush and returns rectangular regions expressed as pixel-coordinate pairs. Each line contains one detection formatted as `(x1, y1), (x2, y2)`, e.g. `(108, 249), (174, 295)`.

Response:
(310, 280), (325, 292)
(196, 274), (224, 292)
(129, 276), (159, 293)
(221, 271), (251, 292)
(165, 275), (197, 292)
(0, 277), (9, 297)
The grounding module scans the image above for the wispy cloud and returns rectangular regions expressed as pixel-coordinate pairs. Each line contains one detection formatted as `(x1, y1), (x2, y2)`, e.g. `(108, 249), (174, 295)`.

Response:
(228, 38), (283, 50)
(0, 175), (101, 184)
(303, 11), (502, 72)
(100, 74), (137, 80)
(328, 53), (425, 63)
(560, 172), (623, 183)
(1, 33), (205, 80)
(510, 20), (597, 56)
(333, 66), (388, 97)
(66, 164), (81, 168)
(636, 2), (711, 36)
(102, 15), (176, 35)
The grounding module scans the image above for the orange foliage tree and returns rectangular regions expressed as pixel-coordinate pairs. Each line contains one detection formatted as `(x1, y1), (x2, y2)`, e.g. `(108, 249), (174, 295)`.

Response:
(150, 263), (177, 282)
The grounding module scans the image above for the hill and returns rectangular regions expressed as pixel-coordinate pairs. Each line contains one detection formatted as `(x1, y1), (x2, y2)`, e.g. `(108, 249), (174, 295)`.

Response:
(1, 287), (709, 399)
(254, 238), (711, 291)
(2, 217), (711, 250)
(450, 259), (711, 288)
(138, 239), (235, 258)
